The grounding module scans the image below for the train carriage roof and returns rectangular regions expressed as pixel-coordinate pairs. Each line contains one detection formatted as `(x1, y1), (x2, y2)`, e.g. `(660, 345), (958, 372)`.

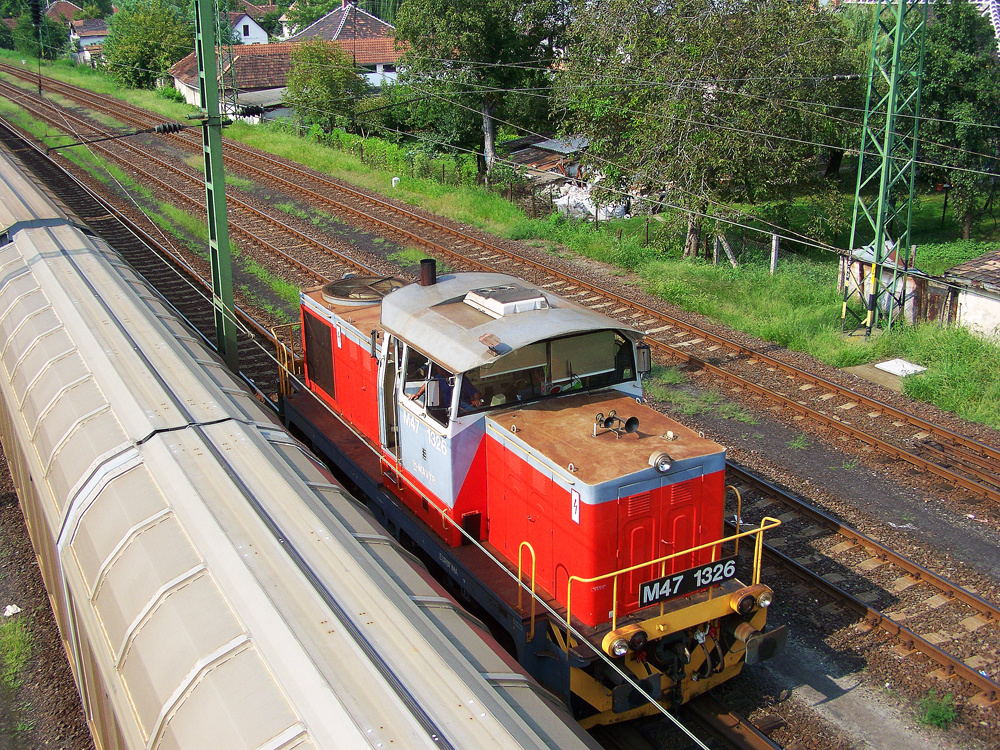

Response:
(381, 273), (641, 373)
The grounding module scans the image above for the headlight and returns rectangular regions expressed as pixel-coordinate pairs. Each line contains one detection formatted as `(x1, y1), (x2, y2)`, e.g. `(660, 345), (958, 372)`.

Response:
(733, 593), (756, 615)
(609, 638), (629, 657)
(757, 590), (773, 608)
(628, 629), (648, 651)
(648, 451), (672, 473)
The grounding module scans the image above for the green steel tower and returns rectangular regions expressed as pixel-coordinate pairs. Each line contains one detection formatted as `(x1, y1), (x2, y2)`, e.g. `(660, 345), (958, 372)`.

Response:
(194, 0), (240, 371)
(844, 0), (928, 336)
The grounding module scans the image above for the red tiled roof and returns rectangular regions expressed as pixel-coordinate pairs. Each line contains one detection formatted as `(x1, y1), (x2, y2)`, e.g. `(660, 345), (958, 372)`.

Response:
(45, 1), (82, 21)
(290, 2), (393, 42)
(2, 18), (17, 30)
(239, 0), (277, 19)
(169, 38), (401, 90)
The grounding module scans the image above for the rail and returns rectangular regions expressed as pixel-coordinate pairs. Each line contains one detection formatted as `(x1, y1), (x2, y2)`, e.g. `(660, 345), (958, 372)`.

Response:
(565, 517), (781, 637)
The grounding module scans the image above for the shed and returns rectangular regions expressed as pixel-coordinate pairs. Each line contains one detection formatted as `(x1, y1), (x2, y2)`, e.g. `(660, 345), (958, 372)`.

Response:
(942, 248), (1000, 337)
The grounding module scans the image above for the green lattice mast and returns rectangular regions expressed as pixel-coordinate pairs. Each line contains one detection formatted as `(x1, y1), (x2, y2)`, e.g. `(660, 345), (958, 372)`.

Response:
(844, 0), (928, 335)
(194, 0), (240, 371)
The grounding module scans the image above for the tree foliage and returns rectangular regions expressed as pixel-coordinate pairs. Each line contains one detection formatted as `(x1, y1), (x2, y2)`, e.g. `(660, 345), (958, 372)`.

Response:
(394, 0), (567, 175)
(283, 38), (368, 132)
(13, 12), (67, 59)
(102, 0), (193, 88)
(919, 0), (1000, 239)
(557, 0), (857, 255)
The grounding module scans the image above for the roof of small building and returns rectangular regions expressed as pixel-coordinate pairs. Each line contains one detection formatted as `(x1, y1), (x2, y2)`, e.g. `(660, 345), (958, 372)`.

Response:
(170, 42), (298, 90)
(290, 1), (393, 42)
(170, 37), (401, 91)
(2, 17), (17, 30)
(239, 0), (277, 18)
(943, 248), (1000, 297)
(228, 11), (263, 28)
(73, 17), (107, 36)
(45, 0), (82, 21)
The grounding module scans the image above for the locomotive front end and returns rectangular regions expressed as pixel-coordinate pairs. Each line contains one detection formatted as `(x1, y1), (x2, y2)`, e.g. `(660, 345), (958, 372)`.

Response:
(485, 388), (785, 724)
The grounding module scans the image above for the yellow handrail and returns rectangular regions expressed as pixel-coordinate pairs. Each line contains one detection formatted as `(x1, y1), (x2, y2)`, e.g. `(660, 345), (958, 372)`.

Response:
(726, 485), (743, 557)
(517, 542), (537, 640)
(270, 322), (301, 398)
(566, 516), (781, 635)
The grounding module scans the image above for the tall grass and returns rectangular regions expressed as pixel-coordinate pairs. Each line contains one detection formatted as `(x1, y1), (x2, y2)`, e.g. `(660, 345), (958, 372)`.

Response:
(0, 619), (31, 692)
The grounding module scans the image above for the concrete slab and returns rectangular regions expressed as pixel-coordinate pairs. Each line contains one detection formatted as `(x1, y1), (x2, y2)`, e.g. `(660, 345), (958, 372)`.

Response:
(843, 363), (905, 393)
(875, 358), (927, 377)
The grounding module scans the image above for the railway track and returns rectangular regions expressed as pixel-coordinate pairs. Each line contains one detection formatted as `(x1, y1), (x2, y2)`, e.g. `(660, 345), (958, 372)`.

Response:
(0, 116), (282, 397)
(728, 463), (1000, 707)
(588, 697), (783, 750)
(3, 63), (996, 509)
(5, 66), (998, 746)
(0, 105), (789, 750)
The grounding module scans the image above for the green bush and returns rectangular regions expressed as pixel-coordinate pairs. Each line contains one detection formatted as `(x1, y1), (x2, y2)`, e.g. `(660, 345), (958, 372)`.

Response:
(917, 690), (957, 729)
(914, 240), (995, 276)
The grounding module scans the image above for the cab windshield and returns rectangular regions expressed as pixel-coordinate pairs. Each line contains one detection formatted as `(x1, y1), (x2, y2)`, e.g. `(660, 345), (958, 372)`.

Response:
(461, 330), (636, 414)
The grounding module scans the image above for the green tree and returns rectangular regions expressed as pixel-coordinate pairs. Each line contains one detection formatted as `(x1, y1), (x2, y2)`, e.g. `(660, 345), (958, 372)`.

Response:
(558, 0), (855, 256)
(920, 0), (1000, 239)
(102, 0), (193, 89)
(394, 0), (566, 176)
(0, 20), (13, 50)
(283, 38), (368, 132)
(13, 12), (68, 59)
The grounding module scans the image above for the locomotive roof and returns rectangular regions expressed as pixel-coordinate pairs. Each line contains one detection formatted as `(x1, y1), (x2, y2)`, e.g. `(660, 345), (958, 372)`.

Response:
(381, 273), (641, 374)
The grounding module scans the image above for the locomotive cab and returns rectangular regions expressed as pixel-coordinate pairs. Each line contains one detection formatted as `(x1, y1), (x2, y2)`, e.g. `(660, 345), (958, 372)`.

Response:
(286, 269), (785, 727)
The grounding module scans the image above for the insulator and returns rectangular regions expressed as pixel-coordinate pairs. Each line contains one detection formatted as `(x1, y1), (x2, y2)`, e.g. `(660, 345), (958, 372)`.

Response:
(153, 122), (183, 134)
(30, 0), (42, 26)
(238, 105), (264, 117)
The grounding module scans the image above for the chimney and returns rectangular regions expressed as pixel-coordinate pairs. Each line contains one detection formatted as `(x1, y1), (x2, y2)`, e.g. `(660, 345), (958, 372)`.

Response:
(420, 259), (437, 286)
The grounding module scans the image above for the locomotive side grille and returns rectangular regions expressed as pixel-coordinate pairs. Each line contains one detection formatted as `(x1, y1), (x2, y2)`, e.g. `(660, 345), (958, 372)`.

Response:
(627, 492), (651, 516)
(670, 481), (693, 506)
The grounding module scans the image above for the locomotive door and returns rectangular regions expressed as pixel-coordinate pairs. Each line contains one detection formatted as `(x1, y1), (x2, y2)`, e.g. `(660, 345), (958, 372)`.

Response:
(617, 466), (703, 611)
(503, 450), (553, 592)
(378, 336), (401, 455)
(657, 467), (704, 573)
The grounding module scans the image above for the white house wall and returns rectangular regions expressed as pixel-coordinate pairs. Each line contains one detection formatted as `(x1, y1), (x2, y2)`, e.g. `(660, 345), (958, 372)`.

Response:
(957, 290), (1000, 338)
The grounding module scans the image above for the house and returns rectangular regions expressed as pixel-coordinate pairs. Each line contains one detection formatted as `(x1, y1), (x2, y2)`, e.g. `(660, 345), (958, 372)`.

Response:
(45, 0), (82, 22)
(70, 17), (107, 64)
(169, 43), (298, 112)
(942, 249), (1000, 337)
(288, 1), (401, 85)
(228, 12), (268, 44)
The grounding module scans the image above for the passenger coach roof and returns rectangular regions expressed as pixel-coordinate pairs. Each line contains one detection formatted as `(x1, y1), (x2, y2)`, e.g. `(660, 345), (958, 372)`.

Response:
(381, 273), (640, 374)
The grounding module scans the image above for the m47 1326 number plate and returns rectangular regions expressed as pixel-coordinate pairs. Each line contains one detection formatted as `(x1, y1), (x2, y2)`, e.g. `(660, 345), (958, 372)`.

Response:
(638, 557), (738, 608)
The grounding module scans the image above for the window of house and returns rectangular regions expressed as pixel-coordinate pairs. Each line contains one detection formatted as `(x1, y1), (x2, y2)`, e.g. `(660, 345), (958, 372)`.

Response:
(243, 24), (250, 36)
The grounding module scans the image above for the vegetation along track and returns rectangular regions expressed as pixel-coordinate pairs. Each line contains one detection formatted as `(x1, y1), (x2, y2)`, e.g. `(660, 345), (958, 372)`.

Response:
(4, 66), (999, 503)
(0, 117), (281, 397)
(728, 464), (1000, 706)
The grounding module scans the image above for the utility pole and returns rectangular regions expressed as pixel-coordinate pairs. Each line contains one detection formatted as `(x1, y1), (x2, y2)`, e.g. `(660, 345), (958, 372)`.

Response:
(194, 0), (240, 371)
(844, 0), (928, 336)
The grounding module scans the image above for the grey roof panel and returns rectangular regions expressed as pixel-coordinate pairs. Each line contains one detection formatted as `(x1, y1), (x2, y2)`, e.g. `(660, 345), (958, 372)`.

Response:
(380, 273), (640, 373)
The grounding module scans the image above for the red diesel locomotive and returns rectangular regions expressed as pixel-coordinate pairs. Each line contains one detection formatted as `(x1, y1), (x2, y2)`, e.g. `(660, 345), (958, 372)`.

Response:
(279, 261), (785, 726)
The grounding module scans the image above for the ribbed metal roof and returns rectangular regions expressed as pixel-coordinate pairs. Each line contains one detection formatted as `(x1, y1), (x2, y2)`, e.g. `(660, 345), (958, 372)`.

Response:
(380, 273), (640, 374)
